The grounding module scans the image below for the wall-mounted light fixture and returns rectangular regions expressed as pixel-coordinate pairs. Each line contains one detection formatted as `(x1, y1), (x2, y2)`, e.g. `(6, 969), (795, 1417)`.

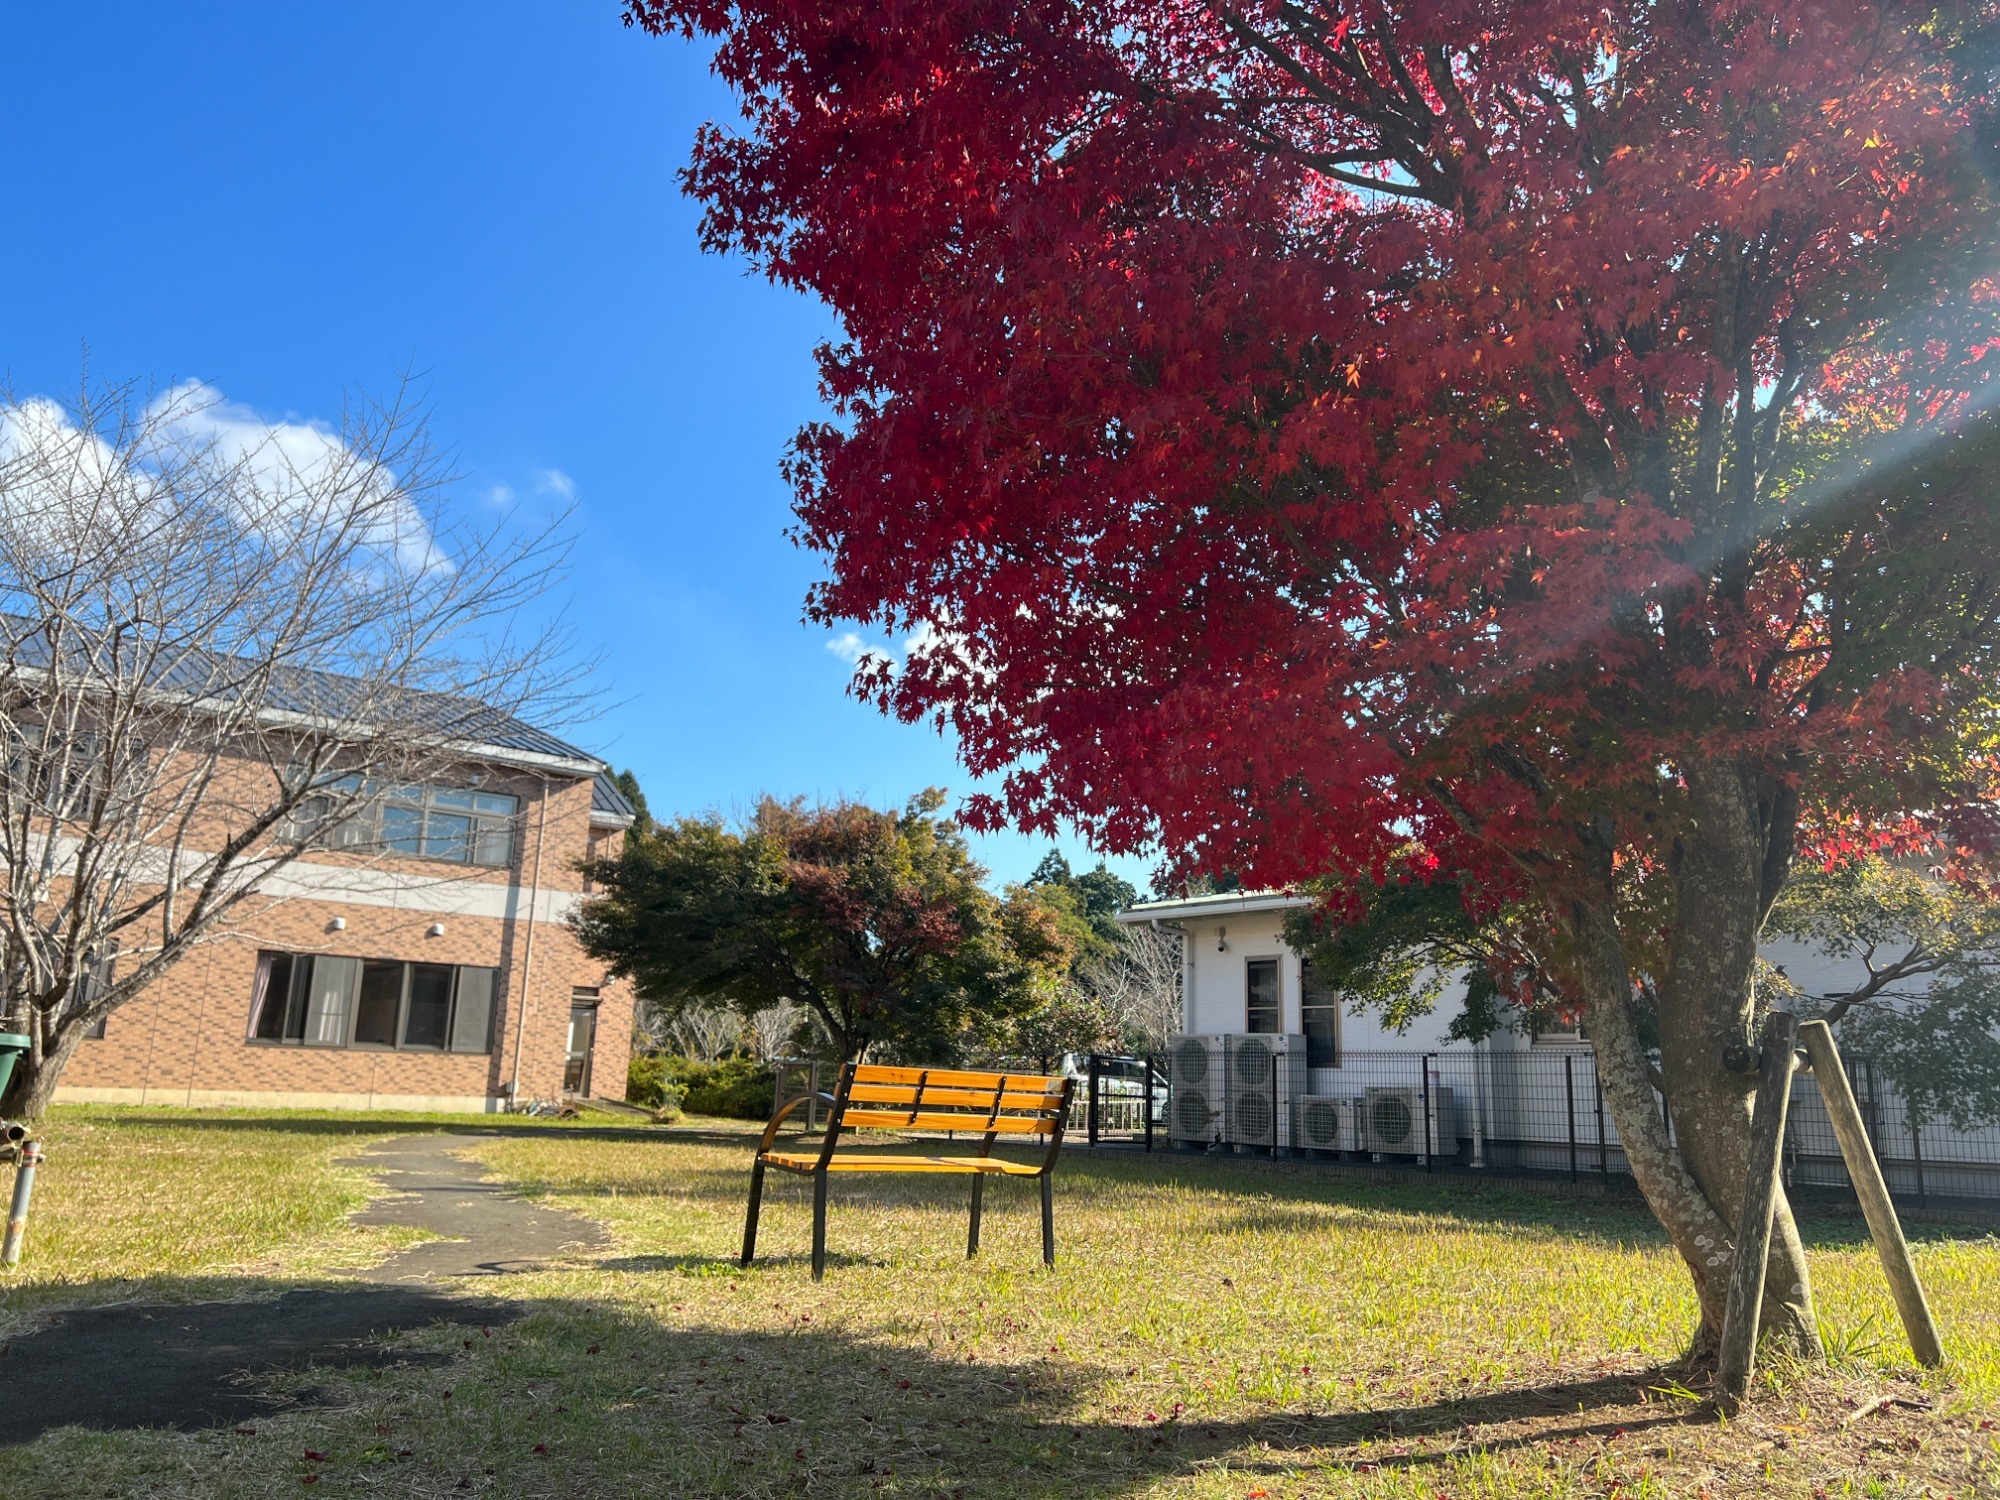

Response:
(1216, 925), (1228, 953)
(326, 917), (346, 933)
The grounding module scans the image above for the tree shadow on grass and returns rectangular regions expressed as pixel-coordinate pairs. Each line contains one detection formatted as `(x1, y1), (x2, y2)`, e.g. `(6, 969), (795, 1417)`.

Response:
(0, 1283), (520, 1445)
(0, 1275), (1958, 1499)
(45, 1110), (671, 1143)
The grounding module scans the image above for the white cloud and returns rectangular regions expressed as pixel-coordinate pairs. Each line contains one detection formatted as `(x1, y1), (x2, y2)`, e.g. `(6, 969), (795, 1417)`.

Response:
(826, 630), (892, 667)
(824, 619), (975, 680)
(535, 467), (576, 502)
(143, 381), (442, 573)
(483, 482), (516, 508)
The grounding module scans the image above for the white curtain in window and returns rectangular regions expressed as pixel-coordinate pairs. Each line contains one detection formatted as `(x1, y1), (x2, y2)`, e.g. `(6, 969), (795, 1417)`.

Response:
(304, 956), (361, 1046)
(245, 952), (276, 1039)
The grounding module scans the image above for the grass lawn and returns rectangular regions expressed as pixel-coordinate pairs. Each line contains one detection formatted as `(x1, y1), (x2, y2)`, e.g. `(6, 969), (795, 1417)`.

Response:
(0, 1108), (1994, 1497)
(0, 1105), (601, 1330)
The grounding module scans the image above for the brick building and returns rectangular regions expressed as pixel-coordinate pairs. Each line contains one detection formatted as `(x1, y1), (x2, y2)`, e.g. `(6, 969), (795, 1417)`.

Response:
(57, 724), (638, 1114)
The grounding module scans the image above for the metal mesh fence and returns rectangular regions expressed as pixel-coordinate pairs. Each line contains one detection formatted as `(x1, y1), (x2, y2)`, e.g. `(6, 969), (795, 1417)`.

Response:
(767, 1046), (2000, 1211)
(1073, 1040), (2000, 1212)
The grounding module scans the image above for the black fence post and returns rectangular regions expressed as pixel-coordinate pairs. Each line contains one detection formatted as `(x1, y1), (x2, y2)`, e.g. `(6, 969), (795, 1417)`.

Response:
(1421, 1054), (1435, 1171)
(1860, 1057), (1882, 1157)
(1270, 1050), (1280, 1159)
(1594, 1058), (1609, 1182)
(1087, 1055), (1101, 1146)
(1143, 1055), (1155, 1153)
(1910, 1107), (1929, 1209)
(1564, 1053), (1579, 1184)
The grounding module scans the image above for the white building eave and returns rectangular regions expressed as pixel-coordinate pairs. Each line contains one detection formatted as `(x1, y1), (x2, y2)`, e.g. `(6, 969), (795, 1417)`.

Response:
(1116, 891), (1311, 924)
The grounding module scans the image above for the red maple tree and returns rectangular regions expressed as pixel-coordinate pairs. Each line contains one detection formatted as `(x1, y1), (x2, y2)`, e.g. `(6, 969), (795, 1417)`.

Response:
(630, 0), (2000, 1353)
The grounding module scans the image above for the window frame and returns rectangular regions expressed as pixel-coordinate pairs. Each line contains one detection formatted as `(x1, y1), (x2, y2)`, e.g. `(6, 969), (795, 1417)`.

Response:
(1245, 956), (1282, 1034)
(1299, 959), (1341, 1068)
(289, 779), (520, 869)
(247, 950), (499, 1055)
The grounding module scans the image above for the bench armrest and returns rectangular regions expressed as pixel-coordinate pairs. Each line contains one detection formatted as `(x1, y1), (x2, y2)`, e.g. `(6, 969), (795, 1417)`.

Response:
(756, 1091), (836, 1156)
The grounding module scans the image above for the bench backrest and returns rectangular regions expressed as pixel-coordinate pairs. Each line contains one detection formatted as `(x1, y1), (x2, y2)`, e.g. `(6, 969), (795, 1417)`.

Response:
(831, 1063), (1070, 1141)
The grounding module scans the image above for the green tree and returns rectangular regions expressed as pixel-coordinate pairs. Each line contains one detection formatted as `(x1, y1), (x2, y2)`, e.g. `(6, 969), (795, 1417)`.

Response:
(610, 767), (653, 836)
(572, 790), (1069, 1062)
(1766, 859), (2000, 1131)
(1025, 848), (1138, 963)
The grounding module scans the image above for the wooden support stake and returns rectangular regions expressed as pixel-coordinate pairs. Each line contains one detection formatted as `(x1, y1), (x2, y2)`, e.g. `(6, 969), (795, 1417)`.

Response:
(1717, 1010), (1799, 1407)
(1798, 1019), (1944, 1368)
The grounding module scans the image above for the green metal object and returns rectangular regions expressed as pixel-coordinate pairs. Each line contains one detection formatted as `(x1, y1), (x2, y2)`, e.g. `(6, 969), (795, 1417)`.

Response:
(0, 1034), (27, 1102)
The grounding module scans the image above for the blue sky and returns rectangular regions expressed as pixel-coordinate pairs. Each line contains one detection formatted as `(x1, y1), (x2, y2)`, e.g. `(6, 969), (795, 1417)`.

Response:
(0, 3), (1155, 892)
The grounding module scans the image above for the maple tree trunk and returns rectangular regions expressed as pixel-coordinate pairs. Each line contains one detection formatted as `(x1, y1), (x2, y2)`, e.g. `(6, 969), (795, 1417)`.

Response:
(1570, 761), (1824, 1363)
(1654, 761), (1822, 1360)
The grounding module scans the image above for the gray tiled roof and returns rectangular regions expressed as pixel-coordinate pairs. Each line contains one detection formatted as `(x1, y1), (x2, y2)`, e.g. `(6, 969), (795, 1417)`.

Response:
(591, 773), (637, 820)
(1, 619), (603, 770)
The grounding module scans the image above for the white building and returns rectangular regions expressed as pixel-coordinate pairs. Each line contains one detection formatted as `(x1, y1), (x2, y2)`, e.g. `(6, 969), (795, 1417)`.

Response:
(1119, 889), (1515, 1062)
(1118, 890), (1994, 1203)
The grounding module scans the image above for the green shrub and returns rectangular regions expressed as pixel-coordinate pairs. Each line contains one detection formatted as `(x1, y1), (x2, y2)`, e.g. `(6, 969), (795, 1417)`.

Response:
(626, 1053), (773, 1120)
(682, 1055), (775, 1119)
(626, 1053), (674, 1108)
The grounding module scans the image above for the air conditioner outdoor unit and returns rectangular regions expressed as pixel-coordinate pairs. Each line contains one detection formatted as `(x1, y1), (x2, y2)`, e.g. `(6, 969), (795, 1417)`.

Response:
(1292, 1094), (1353, 1153)
(1167, 1034), (1225, 1146)
(1361, 1084), (1457, 1161)
(1224, 1032), (1308, 1148)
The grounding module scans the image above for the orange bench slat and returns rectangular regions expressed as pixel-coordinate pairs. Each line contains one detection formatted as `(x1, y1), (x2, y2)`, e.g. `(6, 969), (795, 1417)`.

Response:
(850, 1064), (1063, 1091)
(843, 1082), (1066, 1111)
(839, 1109), (1055, 1135)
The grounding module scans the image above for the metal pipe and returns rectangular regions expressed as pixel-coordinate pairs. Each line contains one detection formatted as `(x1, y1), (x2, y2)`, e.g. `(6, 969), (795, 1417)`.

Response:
(3, 1141), (43, 1268)
(506, 775), (553, 1104)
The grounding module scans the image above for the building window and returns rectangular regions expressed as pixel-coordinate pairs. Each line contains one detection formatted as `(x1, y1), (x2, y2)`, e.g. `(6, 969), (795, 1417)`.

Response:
(247, 951), (496, 1053)
(291, 779), (519, 868)
(1246, 958), (1281, 1033)
(1300, 960), (1340, 1067)
(565, 988), (600, 1096)
(79, 947), (116, 1038)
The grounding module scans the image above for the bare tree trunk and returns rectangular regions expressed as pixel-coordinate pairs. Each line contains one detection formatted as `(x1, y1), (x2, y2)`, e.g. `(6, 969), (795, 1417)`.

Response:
(1, 1009), (89, 1120)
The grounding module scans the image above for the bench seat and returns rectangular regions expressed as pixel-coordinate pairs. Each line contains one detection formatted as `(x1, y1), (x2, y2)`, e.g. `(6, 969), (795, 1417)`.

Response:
(761, 1152), (1045, 1175)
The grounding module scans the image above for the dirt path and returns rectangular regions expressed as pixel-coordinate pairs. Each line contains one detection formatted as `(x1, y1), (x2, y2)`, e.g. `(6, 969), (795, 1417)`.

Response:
(0, 1133), (605, 1444)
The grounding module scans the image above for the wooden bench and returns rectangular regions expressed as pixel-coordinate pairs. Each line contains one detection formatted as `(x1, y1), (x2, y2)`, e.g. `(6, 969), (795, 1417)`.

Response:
(741, 1062), (1075, 1280)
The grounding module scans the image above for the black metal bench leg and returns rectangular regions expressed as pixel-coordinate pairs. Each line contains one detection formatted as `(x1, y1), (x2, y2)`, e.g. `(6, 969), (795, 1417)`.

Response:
(741, 1161), (766, 1266)
(967, 1175), (984, 1257)
(811, 1171), (829, 1282)
(1040, 1174), (1055, 1267)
